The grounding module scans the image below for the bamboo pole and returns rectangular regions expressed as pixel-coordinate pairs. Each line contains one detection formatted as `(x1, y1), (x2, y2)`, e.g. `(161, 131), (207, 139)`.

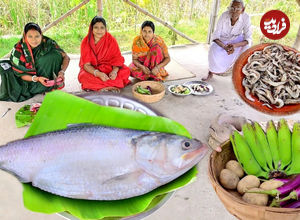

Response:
(207, 0), (220, 43)
(2, 0), (90, 58)
(97, 0), (103, 16)
(293, 25), (300, 51)
(123, 0), (198, 44)
(42, 0), (91, 32)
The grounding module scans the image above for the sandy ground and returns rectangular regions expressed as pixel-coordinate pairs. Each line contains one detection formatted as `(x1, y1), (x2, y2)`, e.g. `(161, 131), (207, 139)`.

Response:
(1, 44), (300, 220)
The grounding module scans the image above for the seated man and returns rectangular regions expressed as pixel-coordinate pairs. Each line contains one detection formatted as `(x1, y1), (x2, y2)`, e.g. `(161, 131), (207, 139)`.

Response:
(203, 0), (252, 81)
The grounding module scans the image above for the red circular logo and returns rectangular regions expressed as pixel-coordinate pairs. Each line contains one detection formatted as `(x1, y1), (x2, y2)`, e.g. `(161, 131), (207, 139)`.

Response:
(260, 10), (290, 40)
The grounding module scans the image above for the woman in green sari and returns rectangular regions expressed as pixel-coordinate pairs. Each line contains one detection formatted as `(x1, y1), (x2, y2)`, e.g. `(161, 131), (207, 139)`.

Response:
(0, 22), (70, 102)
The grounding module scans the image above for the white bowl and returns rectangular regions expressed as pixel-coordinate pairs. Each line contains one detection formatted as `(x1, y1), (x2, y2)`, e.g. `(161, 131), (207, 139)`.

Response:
(168, 85), (192, 96)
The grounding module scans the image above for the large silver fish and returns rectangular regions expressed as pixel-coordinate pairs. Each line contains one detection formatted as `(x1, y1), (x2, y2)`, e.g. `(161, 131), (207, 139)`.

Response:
(0, 125), (208, 200)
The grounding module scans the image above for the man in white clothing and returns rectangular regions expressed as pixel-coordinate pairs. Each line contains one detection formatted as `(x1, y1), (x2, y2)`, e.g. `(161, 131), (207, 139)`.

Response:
(203, 0), (252, 81)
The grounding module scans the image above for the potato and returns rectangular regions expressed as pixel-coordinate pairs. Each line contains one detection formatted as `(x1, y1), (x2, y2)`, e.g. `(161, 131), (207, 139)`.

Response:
(219, 169), (239, 190)
(260, 179), (284, 190)
(242, 188), (268, 206)
(237, 175), (260, 195)
(225, 160), (244, 178)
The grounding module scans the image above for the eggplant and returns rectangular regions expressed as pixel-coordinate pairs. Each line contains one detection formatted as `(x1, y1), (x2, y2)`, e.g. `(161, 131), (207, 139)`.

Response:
(146, 86), (152, 94)
(283, 200), (300, 208)
(277, 186), (300, 203)
(247, 174), (300, 197)
(274, 178), (290, 184)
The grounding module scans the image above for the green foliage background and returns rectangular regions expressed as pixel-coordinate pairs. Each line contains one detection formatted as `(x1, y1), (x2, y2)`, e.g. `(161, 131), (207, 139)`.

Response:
(0, 0), (299, 57)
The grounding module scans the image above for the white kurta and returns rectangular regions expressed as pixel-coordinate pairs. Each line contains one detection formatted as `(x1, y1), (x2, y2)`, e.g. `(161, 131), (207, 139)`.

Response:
(208, 10), (252, 74)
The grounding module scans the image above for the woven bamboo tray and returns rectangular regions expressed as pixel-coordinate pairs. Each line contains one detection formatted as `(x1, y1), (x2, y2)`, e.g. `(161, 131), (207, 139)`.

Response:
(132, 81), (165, 103)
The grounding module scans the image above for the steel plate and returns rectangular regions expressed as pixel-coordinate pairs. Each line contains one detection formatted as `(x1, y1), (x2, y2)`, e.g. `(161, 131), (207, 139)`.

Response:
(183, 81), (213, 96)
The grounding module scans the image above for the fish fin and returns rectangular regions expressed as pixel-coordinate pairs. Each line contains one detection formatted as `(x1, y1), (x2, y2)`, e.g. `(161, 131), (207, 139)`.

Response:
(66, 123), (95, 129)
(102, 170), (143, 185)
(102, 170), (159, 192)
(102, 169), (159, 188)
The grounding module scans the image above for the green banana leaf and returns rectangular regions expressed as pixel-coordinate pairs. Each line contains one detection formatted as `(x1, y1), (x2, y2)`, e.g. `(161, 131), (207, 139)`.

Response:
(23, 90), (198, 220)
(15, 105), (35, 128)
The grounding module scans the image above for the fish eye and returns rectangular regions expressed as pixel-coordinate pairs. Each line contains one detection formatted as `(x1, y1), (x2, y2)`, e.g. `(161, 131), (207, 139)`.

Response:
(182, 141), (191, 150)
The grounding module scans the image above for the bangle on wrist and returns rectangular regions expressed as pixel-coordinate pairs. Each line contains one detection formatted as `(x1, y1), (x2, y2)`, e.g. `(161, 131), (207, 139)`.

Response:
(32, 75), (38, 82)
(59, 70), (65, 74)
(94, 69), (99, 76)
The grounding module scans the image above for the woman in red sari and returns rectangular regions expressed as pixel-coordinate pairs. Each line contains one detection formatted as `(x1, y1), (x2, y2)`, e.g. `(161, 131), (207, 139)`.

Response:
(129, 21), (170, 81)
(78, 16), (130, 91)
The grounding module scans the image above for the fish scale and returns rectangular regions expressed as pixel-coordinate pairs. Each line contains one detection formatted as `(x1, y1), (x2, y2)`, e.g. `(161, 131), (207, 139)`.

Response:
(0, 125), (207, 200)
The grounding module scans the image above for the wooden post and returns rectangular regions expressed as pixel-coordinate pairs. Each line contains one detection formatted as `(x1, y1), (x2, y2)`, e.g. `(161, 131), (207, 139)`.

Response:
(207, 0), (220, 43)
(123, 0), (198, 44)
(292, 0), (299, 49)
(190, 0), (194, 20)
(42, 0), (91, 32)
(293, 25), (300, 51)
(97, 0), (103, 16)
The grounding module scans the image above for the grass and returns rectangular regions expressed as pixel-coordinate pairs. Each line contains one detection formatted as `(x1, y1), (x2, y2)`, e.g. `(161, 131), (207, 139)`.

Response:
(0, 0), (299, 57)
(0, 37), (20, 58)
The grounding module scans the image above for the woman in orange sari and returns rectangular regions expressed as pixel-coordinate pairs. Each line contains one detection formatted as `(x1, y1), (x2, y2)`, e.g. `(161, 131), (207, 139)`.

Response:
(78, 16), (130, 91)
(129, 21), (170, 81)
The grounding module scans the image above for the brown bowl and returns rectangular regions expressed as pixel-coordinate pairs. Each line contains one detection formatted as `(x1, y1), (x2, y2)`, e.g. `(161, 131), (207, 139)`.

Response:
(132, 81), (165, 103)
(208, 140), (300, 220)
(232, 43), (300, 115)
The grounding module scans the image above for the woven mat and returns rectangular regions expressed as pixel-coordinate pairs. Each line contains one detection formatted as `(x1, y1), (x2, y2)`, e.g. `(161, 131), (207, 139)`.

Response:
(164, 59), (196, 81)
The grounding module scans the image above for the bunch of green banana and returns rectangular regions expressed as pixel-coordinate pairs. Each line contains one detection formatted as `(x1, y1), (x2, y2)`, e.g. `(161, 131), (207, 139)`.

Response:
(277, 119), (292, 170)
(230, 119), (300, 179)
(287, 122), (300, 175)
(230, 131), (268, 179)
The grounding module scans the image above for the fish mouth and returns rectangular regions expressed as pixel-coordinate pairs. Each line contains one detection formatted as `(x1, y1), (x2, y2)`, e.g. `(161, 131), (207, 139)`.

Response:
(182, 143), (209, 161)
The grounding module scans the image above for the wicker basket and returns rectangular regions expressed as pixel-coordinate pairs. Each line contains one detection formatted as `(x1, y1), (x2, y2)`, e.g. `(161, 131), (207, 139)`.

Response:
(132, 81), (165, 103)
(208, 140), (300, 220)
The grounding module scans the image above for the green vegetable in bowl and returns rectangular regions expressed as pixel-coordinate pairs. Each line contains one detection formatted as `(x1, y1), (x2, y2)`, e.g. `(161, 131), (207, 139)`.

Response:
(136, 85), (152, 95)
(184, 88), (190, 94)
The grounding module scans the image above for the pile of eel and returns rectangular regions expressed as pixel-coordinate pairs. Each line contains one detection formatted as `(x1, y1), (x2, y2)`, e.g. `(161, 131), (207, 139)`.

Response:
(242, 44), (300, 109)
